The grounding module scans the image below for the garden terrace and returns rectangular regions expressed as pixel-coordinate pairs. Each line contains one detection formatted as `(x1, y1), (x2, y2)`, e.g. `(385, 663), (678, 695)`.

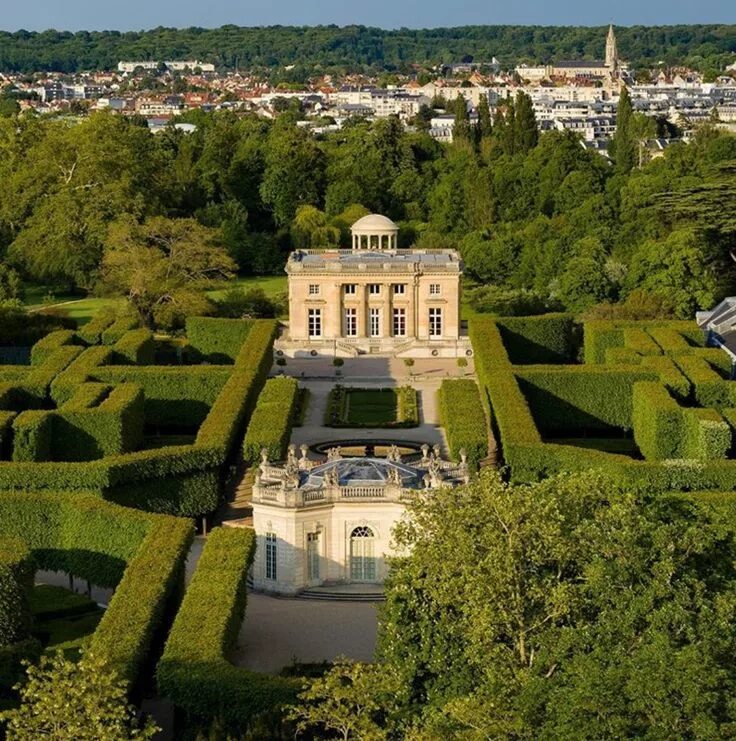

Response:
(0, 491), (193, 693)
(0, 317), (278, 518)
(470, 315), (736, 492)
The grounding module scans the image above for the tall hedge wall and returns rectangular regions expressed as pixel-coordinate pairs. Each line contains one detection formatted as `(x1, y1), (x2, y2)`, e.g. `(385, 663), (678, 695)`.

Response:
(185, 317), (255, 363)
(243, 377), (299, 464)
(157, 527), (297, 733)
(438, 379), (488, 470)
(0, 537), (33, 647)
(0, 492), (193, 685)
(516, 366), (657, 432)
(496, 314), (578, 365)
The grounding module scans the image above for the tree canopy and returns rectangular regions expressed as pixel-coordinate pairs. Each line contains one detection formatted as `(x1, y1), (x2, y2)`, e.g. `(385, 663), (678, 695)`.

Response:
(293, 471), (736, 739)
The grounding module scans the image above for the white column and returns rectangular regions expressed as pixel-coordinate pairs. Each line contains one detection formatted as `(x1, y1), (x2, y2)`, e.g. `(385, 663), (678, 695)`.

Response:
(384, 285), (392, 338)
(356, 284), (367, 338)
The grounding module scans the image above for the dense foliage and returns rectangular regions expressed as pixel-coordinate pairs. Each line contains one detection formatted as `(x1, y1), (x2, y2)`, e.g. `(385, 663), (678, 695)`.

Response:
(0, 25), (733, 74)
(0, 651), (158, 739)
(1, 110), (733, 320)
(297, 471), (736, 738)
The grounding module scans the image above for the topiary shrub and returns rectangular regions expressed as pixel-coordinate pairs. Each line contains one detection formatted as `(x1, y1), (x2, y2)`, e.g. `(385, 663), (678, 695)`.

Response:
(243, 378), (299, 463)
(438, 380), (488, 470)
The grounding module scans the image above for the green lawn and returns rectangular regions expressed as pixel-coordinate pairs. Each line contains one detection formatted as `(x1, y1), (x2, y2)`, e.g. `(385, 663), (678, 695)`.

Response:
(206, 274), (287, 300)
(22, 275), (289, 327)
(346, 389), (398, 426)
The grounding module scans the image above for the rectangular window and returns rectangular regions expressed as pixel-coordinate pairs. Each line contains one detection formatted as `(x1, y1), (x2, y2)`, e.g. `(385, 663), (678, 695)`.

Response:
(344, 307), (357, 337)
(429, 307), (443, 337)
(307, 532), (320, 581)
(393, 283), (406, 296)
(429, 284), (441, 296)
(308, 308), (322, 338)
(370, 308), (381, 337)
(308, 284), (320, 295)
(393, 308), (406, 337)
(344, 283), (357, 295)
(265, 532), (277, 580)
(368, 284), (381, 295)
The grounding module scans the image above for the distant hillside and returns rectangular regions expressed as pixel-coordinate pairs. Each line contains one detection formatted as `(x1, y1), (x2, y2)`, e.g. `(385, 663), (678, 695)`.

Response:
(0, 24), (734, 74)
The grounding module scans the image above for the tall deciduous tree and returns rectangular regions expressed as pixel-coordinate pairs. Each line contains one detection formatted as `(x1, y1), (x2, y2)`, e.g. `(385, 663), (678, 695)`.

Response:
(101, 216), (235, 329)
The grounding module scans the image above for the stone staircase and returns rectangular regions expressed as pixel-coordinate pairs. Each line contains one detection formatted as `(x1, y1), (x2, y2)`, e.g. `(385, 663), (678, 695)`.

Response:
(297, 585), (386, 602)
(219, 464), (254, 529)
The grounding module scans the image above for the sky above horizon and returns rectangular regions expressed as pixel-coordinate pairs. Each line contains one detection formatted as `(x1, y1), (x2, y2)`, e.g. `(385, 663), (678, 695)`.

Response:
(1, 0), (735, 33)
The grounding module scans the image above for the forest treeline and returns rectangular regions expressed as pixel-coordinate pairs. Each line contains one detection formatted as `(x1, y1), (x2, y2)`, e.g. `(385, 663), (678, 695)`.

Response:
(0, 24), (734, 75)
(0, 103), (734, 324)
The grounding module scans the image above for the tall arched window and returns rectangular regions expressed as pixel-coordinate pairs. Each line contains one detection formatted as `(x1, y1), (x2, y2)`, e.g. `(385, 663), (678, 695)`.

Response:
(350, 526), (376, 582)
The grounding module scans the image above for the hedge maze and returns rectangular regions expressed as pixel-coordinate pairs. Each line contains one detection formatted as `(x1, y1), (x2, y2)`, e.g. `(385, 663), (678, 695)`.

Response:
(0, 491), (193, 695)
(471, 315), (736, 491)
(0, 315), (278, 518)
(0, 310), (302, 730)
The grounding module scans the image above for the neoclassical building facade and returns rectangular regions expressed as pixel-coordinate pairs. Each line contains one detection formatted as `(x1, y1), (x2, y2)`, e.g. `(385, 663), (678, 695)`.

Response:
(251, 444), (470, 594)
(275, 214), (472, 358)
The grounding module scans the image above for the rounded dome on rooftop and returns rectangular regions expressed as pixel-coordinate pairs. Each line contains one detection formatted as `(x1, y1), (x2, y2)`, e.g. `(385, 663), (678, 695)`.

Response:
(301, 457), (422, 489)
(351, 214), (399, 233)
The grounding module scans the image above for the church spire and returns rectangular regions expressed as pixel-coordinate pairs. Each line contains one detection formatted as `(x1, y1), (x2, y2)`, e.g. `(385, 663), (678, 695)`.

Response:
(605, 24), (618, 71)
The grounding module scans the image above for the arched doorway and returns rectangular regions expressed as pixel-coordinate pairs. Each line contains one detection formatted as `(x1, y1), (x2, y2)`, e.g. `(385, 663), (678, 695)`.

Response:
(349, 526), (377, 582)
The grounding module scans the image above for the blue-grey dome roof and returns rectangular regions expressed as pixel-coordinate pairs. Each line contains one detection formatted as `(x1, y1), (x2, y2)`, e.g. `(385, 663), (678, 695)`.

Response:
(301, 457), (422, 489)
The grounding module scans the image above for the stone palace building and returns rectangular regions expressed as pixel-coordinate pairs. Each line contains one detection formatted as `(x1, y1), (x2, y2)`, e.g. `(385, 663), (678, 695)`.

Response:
(251, 444), (470, 594)
(275, 213), (472, 358)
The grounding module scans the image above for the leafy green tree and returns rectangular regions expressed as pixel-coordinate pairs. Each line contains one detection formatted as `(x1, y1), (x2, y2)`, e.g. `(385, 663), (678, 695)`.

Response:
(627, 228), (724, 317)
(101, 216), (235, 329)
(287, 659), (404, 741)
(260, 123), (325, 226)
(0, 264), (22, 302)
(0, 651), (158, 740)
(611, 86), (636, 174)
(476, 95), (492, 141)
(291, 205), (340, 248)
(557, 256), (613, 312)
(452, 94), (471, 143)
(514, 91), (538, 153)
(318, 470), (736, 738)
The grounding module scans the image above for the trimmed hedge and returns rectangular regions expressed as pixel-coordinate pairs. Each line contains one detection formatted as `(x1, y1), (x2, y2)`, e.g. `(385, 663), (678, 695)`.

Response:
(674, 356), (733, 409)
(438, 379), (488, 470)
(0, 320), (276, 518)
(496, 314), (577, 364)
(101, 316), (140, 345)
(516, 366), (657, 432)
(157, 527), (298, 733)
(185, 317), (255, 363)
(113, 329), (156, 365)
(243, 377), (299, 463)
(633, 382), (683, 460)
(53, 383), (145, 461)
(584, 320), (703, 365)
(95, 366), (231, 428)
(0, 537), (33, 647)
(30, 330), (80, 366)
(77, 312), (115, 345)
(0, 491), (193, 686)
(11, 410), (53, 462)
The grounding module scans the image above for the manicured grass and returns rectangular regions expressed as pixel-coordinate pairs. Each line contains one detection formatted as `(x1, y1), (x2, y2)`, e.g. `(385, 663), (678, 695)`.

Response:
(22, 274), (289, 327)
(206, 275), (287, 301)
(346, 389), (398, 426)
